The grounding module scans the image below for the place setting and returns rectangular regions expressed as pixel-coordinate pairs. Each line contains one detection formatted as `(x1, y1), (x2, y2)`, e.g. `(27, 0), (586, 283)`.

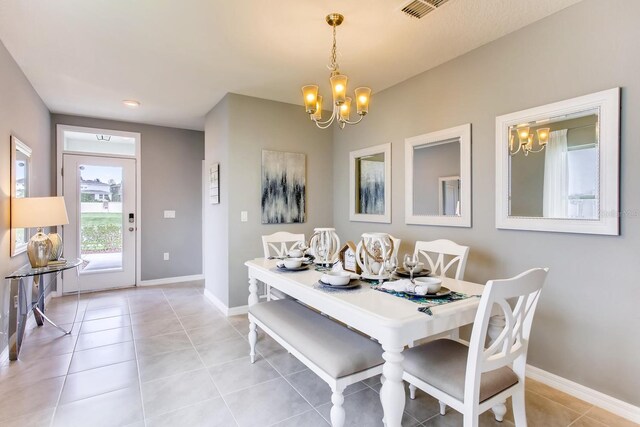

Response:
(373, 253), (476, 315)
(314, 271), (365, 293)
(273, 243), (315, 272)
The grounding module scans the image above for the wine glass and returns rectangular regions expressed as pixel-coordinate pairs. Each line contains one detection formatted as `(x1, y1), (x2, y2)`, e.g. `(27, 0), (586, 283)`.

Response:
(298, 240), (309, 256)
(403, 253), (419, 283)
(384, 256), (398, 278)
(316, 243), (328, 268)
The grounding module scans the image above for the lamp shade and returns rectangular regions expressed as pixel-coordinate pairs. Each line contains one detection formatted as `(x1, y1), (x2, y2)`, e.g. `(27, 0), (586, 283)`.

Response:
(12, 196), (69, 228)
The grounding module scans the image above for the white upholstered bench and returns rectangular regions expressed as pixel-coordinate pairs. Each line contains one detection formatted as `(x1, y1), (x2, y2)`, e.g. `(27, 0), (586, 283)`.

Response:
(248, 299), (385, 427)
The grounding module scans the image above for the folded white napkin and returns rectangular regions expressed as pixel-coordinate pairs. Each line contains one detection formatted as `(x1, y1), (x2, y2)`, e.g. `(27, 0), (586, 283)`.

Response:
(380, 279), (429, 295)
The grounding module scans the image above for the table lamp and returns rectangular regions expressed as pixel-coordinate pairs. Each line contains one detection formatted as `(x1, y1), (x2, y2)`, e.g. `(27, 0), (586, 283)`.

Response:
(11, 196), (69, 268)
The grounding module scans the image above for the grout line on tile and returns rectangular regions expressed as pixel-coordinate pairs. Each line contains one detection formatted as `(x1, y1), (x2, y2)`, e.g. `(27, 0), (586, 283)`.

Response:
(279, 372), (333, 425)
(527, 388), (585, 420)
(127, 293), (149, 427)
(161, 288), (240, 427)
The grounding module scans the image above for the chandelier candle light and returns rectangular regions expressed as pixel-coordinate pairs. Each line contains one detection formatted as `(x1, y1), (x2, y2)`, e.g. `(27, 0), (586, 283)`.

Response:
(509, 125), (551, 156)
(301, 13), (371, 129)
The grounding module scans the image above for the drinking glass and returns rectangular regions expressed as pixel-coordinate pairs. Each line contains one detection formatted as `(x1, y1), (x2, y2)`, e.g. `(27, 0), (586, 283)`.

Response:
(298, 240), (309, 256)
(403, 253), (419, 283)
(384, 256), (398, 278)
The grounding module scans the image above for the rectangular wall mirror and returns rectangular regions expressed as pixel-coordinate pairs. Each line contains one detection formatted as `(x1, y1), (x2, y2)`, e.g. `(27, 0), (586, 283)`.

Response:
(496, 88), (620, 235)
(349, 143), (391, 223)
(405, 124), (471, 227)
(10, 135), (32, 256)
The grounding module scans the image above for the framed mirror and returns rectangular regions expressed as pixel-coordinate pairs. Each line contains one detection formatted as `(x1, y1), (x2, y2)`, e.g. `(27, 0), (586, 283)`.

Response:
(10, 135), (32, 256)
(405, 124), (471, 227)
(496, 88), (620, 235)
(349, 143), (391, 223)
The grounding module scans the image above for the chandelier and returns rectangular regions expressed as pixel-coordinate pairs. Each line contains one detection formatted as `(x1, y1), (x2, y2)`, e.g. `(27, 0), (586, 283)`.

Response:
(301, 13), (371, 129)
(509, 126), (550, 156)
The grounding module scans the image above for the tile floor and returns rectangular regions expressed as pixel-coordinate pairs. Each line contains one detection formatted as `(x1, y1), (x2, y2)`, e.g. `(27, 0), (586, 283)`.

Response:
(0, 282), (636, 427)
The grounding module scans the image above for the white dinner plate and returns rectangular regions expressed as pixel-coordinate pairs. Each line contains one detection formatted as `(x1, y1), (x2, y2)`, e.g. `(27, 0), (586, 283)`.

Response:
(403, 286), (451, 298)
(276, 264), (310, 272)
(318, 280), (360, 289)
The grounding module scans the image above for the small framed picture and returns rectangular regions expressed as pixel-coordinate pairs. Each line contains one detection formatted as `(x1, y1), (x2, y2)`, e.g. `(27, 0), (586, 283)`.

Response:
(209, 163), (219, 204)
(338, 241), (361, 274)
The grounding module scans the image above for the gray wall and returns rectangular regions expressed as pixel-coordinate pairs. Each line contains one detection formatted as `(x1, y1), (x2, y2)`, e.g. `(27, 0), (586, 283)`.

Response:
(0, 40), (52, 353)
(204, 94), (334, 308)
(51, 114), (204, 281)
(332, 0), (640, 406)
(204, 96), (230, 305)
(413, 142), (460, 215)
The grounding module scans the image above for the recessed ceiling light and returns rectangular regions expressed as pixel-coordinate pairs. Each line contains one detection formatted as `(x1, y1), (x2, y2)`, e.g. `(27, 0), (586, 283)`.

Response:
(122, 99), (140, 108)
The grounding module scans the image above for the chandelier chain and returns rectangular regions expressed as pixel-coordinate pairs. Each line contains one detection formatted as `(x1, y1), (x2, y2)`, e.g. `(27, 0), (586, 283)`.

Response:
(329, 23), (339, 73)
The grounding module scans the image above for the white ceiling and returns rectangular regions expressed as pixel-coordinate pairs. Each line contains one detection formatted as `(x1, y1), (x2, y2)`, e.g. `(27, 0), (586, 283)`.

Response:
(0, 0), (582, 131)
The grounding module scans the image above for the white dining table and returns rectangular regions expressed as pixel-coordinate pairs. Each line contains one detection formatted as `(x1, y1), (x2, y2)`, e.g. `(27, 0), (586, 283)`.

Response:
(245, 258), (488, 427)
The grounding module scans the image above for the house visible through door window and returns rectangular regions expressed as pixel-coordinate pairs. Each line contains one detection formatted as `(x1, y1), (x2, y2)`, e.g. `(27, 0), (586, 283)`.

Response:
(79, 164), (124, 272)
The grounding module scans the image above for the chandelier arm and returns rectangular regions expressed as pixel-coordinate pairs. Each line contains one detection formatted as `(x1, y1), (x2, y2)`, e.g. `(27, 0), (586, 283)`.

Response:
(341, 115), (365, 126)
(312, 105), (339, 127)
(509, 145), (523, 156)
(313, 112), (337, 129)
(528, 146), (547, 153)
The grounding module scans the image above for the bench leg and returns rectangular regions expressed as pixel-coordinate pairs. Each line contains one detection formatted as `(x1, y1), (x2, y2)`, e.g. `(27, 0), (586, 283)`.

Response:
(248, 321), (257, 364)
(330, 385), (346, 427)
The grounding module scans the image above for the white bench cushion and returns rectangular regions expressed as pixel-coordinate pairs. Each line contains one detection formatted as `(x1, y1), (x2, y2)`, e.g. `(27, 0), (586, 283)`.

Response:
(403, 339), (519, 403)
(250, 299), (384, 379)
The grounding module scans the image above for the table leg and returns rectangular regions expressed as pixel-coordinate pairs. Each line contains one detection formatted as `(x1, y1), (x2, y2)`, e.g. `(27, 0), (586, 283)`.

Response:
(8, 278), (29, 361)
(248, 275), (258, 363)
(33, 274), (44, 326)
(379, 345), (405, 427)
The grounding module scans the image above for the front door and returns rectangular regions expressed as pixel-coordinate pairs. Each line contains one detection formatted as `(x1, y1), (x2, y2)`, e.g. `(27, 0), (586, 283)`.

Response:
(62, 154), (136, 293)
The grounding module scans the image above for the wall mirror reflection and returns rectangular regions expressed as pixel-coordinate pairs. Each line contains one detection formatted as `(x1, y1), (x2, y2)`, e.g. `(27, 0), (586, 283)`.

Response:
(405, 124), (471, 227)
(496, 88), (620, 235)
(349, 143), (391, 223)
(509, 111), (598, 219)
(10, 135), (32, 256)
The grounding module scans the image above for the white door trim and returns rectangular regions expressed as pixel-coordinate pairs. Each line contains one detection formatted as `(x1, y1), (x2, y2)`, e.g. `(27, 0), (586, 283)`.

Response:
(56, 124), (142, 292)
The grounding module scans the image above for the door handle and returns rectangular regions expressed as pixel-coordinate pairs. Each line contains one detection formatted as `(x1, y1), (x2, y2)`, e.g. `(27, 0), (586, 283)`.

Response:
(129, 227), (135, 232)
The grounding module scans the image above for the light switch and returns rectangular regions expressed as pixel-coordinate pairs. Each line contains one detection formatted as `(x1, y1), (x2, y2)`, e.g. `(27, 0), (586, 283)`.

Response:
(163, 252), (170, 261)
(164, 210), (176, 218)
(241, 211), (248, 222)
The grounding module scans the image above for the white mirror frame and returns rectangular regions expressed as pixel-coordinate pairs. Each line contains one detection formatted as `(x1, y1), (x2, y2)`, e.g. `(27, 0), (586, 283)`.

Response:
(405, 124), (471, 227)
(10, 135), (32, 257)
(349, 143), (392, 223)
(495, 87), (620, 235)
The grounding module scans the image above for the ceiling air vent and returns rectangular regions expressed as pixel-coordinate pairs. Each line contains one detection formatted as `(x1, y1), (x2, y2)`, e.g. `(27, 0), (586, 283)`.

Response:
(400, 0), (450, 19)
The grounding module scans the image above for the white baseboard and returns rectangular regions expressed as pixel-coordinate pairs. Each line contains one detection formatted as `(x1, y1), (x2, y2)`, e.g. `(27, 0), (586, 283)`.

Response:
(138, 274), (204, 287)
(203, 289), (248, 317)
(526, 364), (640, 424)
(228, 304), (249, 316)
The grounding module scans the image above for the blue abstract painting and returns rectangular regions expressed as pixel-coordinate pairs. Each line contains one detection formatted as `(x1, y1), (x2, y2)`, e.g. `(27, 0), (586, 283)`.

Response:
(261, 150), (306, 224)
(359, 158), (385, 214)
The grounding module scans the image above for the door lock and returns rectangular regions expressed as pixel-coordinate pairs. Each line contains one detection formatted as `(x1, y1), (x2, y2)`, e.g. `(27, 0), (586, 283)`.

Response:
(129, 213), (135, 223)
(129, 227), (135, 232)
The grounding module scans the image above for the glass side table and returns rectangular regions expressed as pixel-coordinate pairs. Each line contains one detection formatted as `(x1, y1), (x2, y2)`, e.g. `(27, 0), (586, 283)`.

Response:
(5, 259), (83, 360)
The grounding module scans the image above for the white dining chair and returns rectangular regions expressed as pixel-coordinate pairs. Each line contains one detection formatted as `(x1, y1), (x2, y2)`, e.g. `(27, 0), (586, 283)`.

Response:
(413, 239), (470, 280)
(404, 267), (549, 427)
(261, 232), (305, 300)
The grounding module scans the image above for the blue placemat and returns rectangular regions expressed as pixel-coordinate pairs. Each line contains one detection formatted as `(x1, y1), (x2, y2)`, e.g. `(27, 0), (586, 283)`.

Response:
(373, 286), (478, 315)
